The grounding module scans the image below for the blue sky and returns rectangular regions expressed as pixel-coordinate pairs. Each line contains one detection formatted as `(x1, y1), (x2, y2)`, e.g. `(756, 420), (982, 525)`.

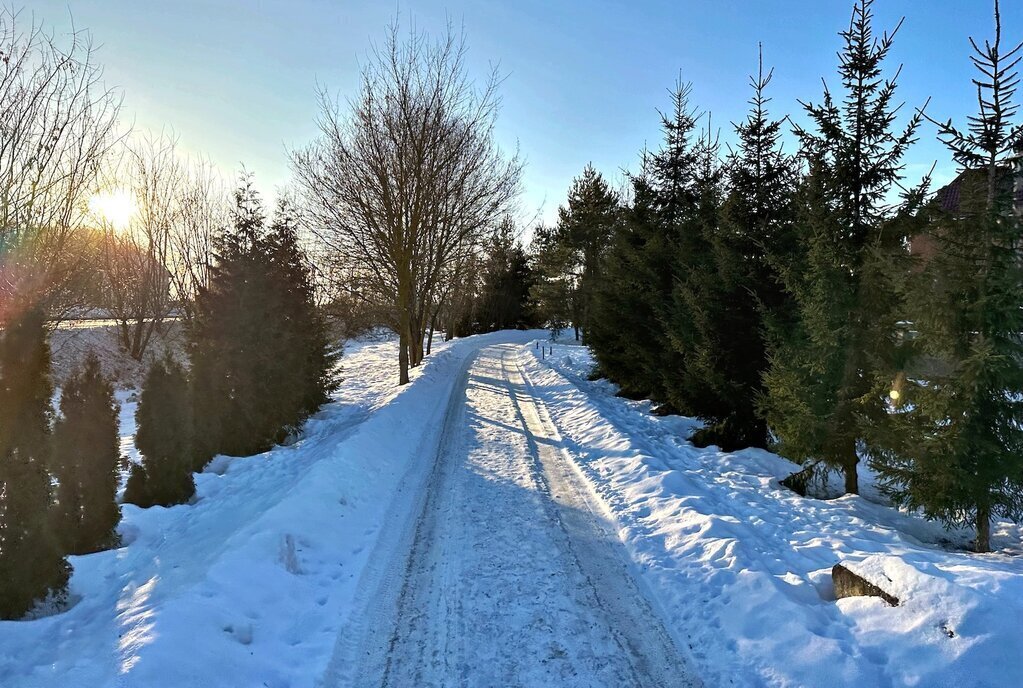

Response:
(31, 1), (1023, 228)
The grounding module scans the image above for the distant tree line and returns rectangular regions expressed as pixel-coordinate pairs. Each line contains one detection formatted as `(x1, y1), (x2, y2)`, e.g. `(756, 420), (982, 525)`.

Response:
(532, 0), (1023, 552)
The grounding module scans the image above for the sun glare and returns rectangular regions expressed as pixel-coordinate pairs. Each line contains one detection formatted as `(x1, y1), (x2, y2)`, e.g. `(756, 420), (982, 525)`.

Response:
(89, 189), (136, 231)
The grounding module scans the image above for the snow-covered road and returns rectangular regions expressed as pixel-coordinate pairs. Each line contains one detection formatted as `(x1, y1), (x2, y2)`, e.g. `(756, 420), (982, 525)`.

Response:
(334, 344), (698, 687)
(5, 330), (1018, 687)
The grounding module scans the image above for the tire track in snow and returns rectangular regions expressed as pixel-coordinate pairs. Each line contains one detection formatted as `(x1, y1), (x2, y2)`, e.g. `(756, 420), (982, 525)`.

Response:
(332, 343), (699, 687)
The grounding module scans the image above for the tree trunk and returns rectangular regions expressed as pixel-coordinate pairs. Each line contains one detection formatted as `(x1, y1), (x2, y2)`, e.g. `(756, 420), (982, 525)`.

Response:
(426, 322), (435, 356)
(573, 323), (579, 341)
(841, 438), (859, 495)
(397, 280), (411, 385)
(398, 326), (410, 385)
(976, 503), (991, 553)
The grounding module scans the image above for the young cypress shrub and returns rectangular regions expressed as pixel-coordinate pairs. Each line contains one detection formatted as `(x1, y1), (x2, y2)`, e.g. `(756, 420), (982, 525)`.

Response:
(0, 308), (71, 618)
(52, 353), (121, 554)
(124, 355), (196, 508)
(190, 181), (338, 460)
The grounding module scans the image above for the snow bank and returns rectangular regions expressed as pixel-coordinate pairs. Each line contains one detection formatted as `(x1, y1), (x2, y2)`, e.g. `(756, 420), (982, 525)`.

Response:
(0, 330), (536, 688)
(522, 340), (1023, 688)
(50, 322), (186, 387)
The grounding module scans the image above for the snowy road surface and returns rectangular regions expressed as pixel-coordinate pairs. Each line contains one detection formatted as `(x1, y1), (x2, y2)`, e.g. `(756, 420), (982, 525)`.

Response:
(332, 344), (698, 687)
(6, 331), (1014, 687)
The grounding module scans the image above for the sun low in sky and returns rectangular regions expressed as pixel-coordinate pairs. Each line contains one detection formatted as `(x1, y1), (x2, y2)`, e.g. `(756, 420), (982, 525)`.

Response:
(89, 189), (137, 231)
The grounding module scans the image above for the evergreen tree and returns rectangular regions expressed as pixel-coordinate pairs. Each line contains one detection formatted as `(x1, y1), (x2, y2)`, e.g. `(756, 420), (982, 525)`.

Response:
(52, 353), (121, 554)
(762, 0), (923, 493)
(532, 165), (619, 340)
(0, 309), (70, 619)
(670, 52), (798, 450)
(665, 123), (726, 424)
(869, 1), (1023, 551)
(124, 355), (196, 508)
(191, 181), (338, 461)
(529, 223), (576, 339)
(587, 159), (667, 398)
(477, 219), (536, 332)
(587, 81), (702, 404)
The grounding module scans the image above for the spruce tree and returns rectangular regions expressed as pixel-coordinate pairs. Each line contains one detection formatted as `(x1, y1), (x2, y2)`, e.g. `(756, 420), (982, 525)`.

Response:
(191, 181), (338, 460)
(532, 165), (619, 340)
(666, 123), (726, 425)
(587, 81), (702, 404)
(587, 159), (667, 398)
(762, 0), (922, 493)
(869, 1), (1023, 551)
(0, 309), (70, 618)
(52, 353), (121, 554)
(124, 355), (196, 508)
(476, 219), (536, 332)
(530, 223), (577, 339)
(670, 52), (798, 450)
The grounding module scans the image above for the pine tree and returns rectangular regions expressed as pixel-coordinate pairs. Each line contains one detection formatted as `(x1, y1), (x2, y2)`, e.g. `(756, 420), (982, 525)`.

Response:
(52, 353), (121, 554)
(124, 355), (196, 508)
(0, 309), (70, 619)
(191, 181), (338, 460)
(869, 1), (1023, 551)
(762, 0), (922, 493)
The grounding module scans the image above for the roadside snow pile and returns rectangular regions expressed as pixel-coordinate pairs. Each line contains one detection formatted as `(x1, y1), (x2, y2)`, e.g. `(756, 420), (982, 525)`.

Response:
(523, 340), (1023, 688)
(0, 330), (534, 688)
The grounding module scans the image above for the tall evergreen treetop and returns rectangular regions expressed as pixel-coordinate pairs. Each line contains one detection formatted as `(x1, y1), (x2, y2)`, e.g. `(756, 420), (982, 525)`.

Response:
(763, 0), (923, 493)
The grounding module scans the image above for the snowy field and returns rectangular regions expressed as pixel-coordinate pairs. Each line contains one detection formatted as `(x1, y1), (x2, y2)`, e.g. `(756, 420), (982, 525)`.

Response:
(0, 330), (1020, 687)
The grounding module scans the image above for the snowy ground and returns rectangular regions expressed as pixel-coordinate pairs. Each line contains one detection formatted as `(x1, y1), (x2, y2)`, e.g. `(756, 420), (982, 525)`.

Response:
(49, 321), (187, 386)
(0, 331), (536, 687)
(1, 331), (1020, 687)
(526, 340), (1023, 688)
(329, 344), (696, 687)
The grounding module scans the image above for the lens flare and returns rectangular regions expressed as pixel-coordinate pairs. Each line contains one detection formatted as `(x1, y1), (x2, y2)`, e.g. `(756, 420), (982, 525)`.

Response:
(89, 189), (136, 231)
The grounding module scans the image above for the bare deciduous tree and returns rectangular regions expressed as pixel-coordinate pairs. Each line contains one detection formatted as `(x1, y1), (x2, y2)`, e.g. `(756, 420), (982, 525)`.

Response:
(97, 135), (180, 359)
(170, 157), (228, 321)
(292, 23), (521, 384)
(0, 8), (122, 323)
(93, 135), (227, 359)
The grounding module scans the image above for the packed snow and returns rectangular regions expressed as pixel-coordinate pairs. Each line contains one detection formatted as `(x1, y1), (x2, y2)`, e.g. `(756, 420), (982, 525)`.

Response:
(0, 331), (1020, 687)
(525, 339), (1023, 688)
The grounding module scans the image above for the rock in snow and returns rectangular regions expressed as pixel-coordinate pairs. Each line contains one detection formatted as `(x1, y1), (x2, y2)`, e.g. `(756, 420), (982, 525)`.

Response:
(833, 561), (900, 606)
